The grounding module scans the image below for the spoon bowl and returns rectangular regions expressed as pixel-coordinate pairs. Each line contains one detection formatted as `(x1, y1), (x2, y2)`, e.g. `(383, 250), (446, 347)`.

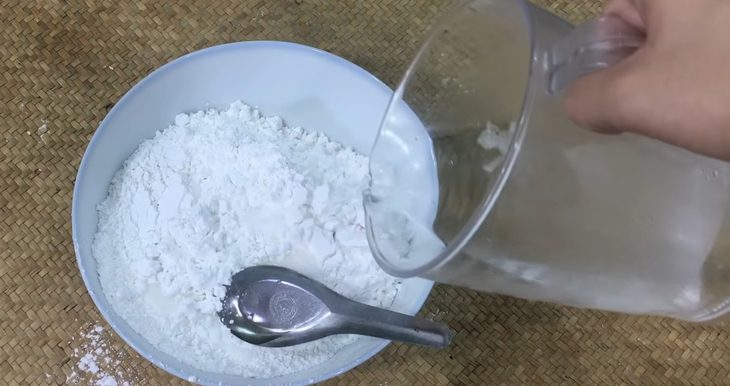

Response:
(220, 266), (452, 348)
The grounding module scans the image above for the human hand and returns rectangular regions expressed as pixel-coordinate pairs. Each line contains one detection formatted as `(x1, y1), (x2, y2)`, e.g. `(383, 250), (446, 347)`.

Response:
(564, 0), (730, 161)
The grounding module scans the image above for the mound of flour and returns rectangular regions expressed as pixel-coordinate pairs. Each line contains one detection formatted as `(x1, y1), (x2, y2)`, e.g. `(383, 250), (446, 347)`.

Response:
(93, 101), (401, 378)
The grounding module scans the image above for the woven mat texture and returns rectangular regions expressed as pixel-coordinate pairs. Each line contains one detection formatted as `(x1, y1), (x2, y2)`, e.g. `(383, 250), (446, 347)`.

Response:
(2, 0), (729, 385)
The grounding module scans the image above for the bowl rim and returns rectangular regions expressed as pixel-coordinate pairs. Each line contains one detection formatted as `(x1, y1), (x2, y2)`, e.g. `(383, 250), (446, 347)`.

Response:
(71, 40), (434, 386)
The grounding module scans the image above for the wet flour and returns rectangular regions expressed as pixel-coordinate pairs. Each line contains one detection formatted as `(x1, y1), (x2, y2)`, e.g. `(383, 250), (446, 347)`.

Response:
(93, 101), (400, 378)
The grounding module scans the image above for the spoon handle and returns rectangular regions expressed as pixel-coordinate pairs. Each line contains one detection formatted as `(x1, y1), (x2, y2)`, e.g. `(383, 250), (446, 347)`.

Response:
(333, 302), (453, 348)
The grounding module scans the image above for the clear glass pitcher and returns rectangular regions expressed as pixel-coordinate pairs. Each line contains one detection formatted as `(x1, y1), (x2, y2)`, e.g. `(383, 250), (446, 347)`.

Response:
(365, 0), (730, 321)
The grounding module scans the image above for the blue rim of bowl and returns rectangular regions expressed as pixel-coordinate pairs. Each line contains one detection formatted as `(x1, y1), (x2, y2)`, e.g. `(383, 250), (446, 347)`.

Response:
(71, 40), (434, 386)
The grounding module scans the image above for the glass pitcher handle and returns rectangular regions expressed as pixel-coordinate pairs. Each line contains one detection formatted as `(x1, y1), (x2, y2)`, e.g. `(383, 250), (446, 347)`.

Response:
(547, 16), (645, 94)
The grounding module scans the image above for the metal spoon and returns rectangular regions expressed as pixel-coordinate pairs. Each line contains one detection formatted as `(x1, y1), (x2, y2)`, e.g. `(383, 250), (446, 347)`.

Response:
(218, 265), (452, 348)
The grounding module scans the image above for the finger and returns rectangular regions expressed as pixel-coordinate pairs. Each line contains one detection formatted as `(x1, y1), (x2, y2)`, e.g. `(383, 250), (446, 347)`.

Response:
(604, 0), (646, 31)
(563, 68), (626, 134)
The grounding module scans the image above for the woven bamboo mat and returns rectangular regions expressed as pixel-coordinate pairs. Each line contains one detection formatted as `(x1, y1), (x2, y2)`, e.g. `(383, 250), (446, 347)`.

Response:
(1, 0), (729, 384)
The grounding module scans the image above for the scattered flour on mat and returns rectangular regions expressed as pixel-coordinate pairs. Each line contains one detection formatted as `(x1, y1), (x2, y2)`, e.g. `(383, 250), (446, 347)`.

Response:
(67, 325), (132, 386)
(93, 101), (401, 378)
(37, 120), (49, 143)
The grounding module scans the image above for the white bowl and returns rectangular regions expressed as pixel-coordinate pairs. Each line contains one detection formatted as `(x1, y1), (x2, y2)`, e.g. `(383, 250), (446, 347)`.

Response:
(72, 41), (433, 385)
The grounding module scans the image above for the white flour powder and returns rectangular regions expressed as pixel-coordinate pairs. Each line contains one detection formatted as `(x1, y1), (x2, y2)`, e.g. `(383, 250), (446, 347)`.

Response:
(67, 325), (133, 386)
(93, 101), (401, 378)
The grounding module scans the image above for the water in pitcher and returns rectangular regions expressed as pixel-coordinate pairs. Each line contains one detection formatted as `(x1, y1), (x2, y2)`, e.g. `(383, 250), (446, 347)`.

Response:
(462, 99), (730, 318)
